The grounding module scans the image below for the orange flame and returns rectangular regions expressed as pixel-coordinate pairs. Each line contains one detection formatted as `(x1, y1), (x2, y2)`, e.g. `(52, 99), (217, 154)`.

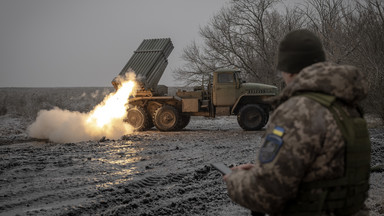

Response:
(82, 74), (137, 139)
(87, 80), (135, 127)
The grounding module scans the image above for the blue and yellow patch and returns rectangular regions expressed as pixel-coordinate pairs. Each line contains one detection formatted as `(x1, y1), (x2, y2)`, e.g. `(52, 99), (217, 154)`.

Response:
(259, 126), (285, 163)
(272, 126), (284, 137)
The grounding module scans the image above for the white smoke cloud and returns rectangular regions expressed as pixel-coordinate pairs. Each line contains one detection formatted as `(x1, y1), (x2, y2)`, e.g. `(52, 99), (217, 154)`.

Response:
(27, 107), (133, 143)
(28, 72), (137, 143)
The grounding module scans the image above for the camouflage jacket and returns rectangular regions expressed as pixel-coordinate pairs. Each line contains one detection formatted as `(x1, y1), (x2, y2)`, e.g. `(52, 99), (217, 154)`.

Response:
(225, 62), (369, 215)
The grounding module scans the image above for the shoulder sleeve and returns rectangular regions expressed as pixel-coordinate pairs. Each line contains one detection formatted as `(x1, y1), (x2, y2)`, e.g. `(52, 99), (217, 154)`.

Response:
(226, 96), (327, 214)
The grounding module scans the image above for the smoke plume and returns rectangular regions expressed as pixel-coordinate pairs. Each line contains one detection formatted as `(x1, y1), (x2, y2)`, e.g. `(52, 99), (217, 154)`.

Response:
(28, 73), (137, 143)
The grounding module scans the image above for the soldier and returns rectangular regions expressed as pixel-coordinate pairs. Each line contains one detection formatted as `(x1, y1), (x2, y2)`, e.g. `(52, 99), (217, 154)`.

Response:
(224, 29), (371, 215)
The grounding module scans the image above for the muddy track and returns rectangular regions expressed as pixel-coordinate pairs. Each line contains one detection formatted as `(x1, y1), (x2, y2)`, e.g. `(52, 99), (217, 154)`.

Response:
(0, 117), (383, 216)
(0, 120), (261, 216)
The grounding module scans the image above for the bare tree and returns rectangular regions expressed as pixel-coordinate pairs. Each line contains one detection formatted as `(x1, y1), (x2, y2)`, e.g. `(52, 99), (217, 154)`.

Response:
(354, 0), (384, 120)
(172, 41), (217, 86)
(296, 0), (362, 64)
(173, 0), (304, 86)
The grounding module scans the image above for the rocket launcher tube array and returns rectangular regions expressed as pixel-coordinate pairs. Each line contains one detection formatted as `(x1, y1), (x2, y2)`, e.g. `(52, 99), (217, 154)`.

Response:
(112, 38), (174, 91)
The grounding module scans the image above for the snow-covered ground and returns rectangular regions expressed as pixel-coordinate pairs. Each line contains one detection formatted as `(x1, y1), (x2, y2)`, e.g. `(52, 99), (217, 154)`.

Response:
(0, 88), (383, 215)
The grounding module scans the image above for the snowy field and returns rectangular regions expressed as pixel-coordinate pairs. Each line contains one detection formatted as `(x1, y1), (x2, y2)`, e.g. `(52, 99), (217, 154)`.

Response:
(0, 87), (383, 215)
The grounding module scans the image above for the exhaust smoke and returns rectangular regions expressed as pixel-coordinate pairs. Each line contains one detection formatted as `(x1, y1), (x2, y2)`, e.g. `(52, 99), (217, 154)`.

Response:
(28, 73), (137, 143)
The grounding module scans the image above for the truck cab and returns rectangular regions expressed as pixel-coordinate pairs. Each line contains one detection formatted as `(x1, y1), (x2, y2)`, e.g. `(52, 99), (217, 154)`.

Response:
(212, 69), (239, 106)
(212, 69), (278, 116)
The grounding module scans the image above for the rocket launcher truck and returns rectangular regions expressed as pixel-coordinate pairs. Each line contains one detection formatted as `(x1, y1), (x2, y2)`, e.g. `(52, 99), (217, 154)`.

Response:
(112, 38), (278, 131)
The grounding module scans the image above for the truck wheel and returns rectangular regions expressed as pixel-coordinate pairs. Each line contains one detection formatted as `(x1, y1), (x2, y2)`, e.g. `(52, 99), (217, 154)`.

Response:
(263, 110), (269, 126)
(153, 105), (180, 131)
(125, 106), (151, 131)
(237, 104), (267, 131)
(176, 115), (191, 130)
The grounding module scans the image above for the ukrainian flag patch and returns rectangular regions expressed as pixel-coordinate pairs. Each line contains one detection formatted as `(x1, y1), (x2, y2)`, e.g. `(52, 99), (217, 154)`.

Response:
(259, 126), (284, 163)
(272, 126), (284, 137)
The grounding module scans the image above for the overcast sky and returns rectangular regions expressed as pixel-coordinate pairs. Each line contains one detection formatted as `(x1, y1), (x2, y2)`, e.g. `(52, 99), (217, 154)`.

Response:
(0, 0), (227, 87)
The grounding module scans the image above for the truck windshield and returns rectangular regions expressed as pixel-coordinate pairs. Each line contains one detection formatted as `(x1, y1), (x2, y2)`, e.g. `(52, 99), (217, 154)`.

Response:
(218, 73), (234, 83)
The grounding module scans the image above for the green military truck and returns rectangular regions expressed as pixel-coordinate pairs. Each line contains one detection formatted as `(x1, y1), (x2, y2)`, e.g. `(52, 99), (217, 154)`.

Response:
(112, 38), (278, 131)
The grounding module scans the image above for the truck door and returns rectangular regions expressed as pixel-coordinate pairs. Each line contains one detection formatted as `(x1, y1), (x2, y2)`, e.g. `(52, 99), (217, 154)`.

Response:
(213, 72), (237, 106)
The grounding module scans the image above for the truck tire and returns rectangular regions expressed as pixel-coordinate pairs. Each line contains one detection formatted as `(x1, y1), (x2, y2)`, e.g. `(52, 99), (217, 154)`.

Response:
(263, 109), (269, 126)
(237, 104), (267, 131)
(125, 106), (151, 131)
(153, 105), (180, 131)
(176, 114), (191, 130)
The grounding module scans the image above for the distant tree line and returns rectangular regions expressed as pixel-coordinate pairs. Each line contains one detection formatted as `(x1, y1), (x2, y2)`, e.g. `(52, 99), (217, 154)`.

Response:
(173, 0), (384, 120)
